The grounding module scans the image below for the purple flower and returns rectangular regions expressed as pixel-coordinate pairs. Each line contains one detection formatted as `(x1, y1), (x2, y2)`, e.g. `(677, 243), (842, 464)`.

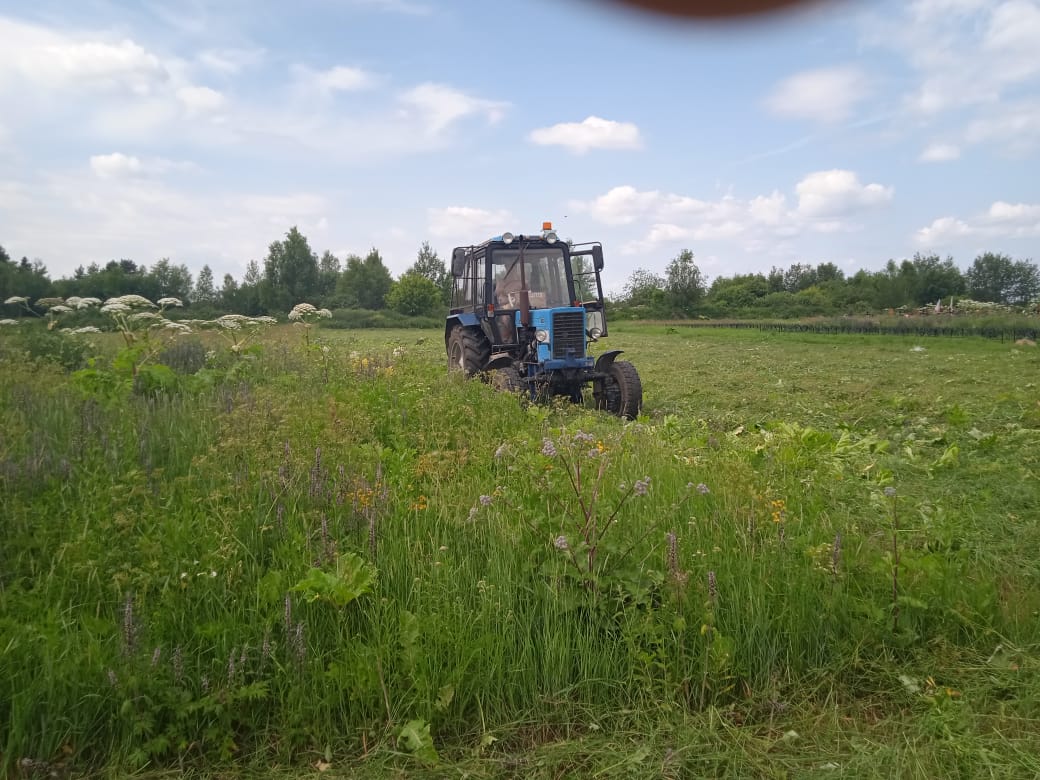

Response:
(572, 430), (595, 444)
(633, 476), (651, 497)
(696, 483), (710, 495)
(883, 486), (897, 498)
(554, 535), (569, 551)
(541, 438), (557, 457)
(479, 494), (493, 506)
(707, 570), (718, 603)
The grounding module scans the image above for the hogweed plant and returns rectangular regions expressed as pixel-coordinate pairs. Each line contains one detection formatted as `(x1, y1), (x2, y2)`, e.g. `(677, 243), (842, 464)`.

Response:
(288, 303), (332, 346)
(493, 428), (710, 610)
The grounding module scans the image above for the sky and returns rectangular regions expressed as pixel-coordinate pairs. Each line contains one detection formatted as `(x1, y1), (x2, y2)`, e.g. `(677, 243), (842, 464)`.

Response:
(0, 0), (1038, 294)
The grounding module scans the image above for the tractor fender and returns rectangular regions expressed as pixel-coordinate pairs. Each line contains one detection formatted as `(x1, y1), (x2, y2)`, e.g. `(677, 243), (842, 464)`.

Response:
(445, 312), (480, 343)
(594, 350), (624, 373)
(486, 352), (514, 370)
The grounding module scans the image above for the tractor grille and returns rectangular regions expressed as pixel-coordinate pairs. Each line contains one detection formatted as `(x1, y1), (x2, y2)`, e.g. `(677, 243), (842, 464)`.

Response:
(552, 311), (585, 359)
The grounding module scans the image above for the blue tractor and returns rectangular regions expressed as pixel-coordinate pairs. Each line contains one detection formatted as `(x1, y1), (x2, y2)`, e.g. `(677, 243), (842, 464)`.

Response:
(445, 222), (642, 419)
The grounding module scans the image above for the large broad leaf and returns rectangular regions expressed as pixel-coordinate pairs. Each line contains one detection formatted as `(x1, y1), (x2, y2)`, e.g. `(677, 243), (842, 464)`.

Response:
(398, 719), (438, 766)
(291, 553), (376, 608)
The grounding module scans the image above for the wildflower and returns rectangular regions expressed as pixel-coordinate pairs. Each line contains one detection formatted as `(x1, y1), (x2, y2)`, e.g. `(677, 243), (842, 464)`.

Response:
(494, 442), (508, 460)
(696, 483), (710, 495)
(110, 294), (155, 308)
(554, 535), (569, 551)
(707, 570), (718, 603)
(666, 532), (679, 576)
(72, 326), (102, 334)
(48, 304), (72, 314)
(172, 646), (183, 684)
(0, 319), (19, 326)
(151, 646), (162, 668)
(289, 303), (318, 321)
(633, 476), (651, 496)
(107, 669), (119, 687)
(227, 648), (237, 685)
(541, 438), (557, 457)
(201, 675), (210, 693)
(210, 570), (217, 578)
(884, 486), (897, 498)
(100, 302), (131, 314)
(572, 430), (595, 444)
(156, 297), (183, 308)
(479, 494), (493, 506)
(4, 295), (28, 304)
(770, 498), (786, 523)
(122, 594), (137, 656)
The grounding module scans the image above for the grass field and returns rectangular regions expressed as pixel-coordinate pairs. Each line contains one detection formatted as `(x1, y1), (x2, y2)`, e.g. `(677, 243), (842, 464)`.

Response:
(2, 322), (1039, 778)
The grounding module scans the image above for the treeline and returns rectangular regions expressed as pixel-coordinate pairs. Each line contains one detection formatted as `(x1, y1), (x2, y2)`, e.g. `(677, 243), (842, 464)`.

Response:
(0, 228), (451, 319)
(2, 229), (1038, 321)
(614, 249), (1040, 319)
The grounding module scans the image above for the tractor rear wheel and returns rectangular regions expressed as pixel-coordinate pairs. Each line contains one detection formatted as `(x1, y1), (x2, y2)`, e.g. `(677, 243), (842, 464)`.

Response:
(597, 360), (642, 420)
(491, 366), (524, 393)
(447, 327), (490, 377)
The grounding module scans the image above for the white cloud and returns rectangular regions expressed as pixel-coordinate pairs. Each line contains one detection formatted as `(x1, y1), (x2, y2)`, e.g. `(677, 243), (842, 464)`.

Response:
(90, 152), (144, 178)
(293, 64), (377, 93)
(529, 116), (642, 154)
(89, 152), (195, 179)
(579, 170), (893, 255)
(764, 66), (870, 123)
(399, 83), (507, 134)
(176, 85), (225, 115)
(919, 143), (961, 162)
(197, 48), (265, 75)
(428, 206), (513, 240)
(915, 200), (1040, 244)
(795, 170), (893, 219)
(0, 19), (167, 95)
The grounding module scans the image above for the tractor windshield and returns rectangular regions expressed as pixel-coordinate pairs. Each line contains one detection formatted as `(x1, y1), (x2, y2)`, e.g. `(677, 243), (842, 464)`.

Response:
(492, 247), (571, 309)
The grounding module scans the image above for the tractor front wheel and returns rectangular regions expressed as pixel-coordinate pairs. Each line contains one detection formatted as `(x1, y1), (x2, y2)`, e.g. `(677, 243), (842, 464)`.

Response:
(491, 366), (524, 394)
(597, 360), (642, 420)
(447, 327), (490, 377)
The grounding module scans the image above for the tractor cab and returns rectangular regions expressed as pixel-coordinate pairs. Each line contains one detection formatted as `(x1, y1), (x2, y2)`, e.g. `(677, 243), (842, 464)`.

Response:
(444, 222), (641, 419)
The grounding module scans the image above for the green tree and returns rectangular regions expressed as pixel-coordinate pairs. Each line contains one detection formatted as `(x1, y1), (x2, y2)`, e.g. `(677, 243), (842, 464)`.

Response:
(193, 265), (217, 305)
(621, 267), (667, 314)
(966, 252), (1039, 305)
(238, 260), (264, 315)
(337, 248), (393, 310)
(261, 227), (320, 311)
(409, 241), (450, 303)
(148, 258), (193, 301)
(318, 250), (340, 301)
(386, 272), (443, 316)
(665, 249), (705, 314)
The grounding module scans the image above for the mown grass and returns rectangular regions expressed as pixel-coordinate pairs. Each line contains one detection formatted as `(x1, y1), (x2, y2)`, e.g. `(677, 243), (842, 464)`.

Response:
(1, 323), (1038, 778)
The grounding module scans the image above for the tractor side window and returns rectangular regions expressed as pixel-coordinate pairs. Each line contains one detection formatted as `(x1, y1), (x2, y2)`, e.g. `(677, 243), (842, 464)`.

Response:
(460, 255), (485, 309)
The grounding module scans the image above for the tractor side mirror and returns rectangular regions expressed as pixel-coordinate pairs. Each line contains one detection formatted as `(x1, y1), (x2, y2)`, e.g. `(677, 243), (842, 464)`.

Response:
(451, 247), (467, 277)
(592, 246), (604, 272)
(586, 310), (604, 341)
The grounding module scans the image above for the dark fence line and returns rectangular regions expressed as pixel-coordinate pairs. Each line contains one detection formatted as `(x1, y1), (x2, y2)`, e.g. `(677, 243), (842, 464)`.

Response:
(664, 320), (1039, 342)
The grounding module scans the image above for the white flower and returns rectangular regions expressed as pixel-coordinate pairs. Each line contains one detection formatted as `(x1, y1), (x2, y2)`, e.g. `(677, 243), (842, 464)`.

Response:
(100, 302), (130, 314)
(111, 294), (156, 308)
(163, 322), (193, 333)
(72, 326), (102, 334)
(156, 297), (183, 308)
(48, 305), (73, 314)
(4, 296), (28, 304)
(0, 318), (20, 326)
(317, 308), (332, 319)
(289, 303), (318, 321)
(129, 311), (160, 322)
(255, 316), (278, 325)
(74, 297), (102, 308)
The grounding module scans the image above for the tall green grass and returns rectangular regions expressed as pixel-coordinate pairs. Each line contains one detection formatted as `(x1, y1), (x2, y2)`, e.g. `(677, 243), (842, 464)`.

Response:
(1, 326), (1038, 777)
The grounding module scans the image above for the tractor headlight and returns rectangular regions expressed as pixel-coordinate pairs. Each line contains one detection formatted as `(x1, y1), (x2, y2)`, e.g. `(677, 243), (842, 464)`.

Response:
(502, 232), (514, 245)
(588, 327), (602, 341)
(535, 329), (550, 344)
(544, 230), (558, 244)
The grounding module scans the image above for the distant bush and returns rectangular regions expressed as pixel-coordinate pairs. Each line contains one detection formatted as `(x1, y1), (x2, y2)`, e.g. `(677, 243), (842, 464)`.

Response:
(324, 308), (441, 329)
